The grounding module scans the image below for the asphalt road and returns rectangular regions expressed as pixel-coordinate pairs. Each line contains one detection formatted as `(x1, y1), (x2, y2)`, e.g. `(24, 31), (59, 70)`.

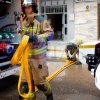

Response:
(0, 62), (100, 100)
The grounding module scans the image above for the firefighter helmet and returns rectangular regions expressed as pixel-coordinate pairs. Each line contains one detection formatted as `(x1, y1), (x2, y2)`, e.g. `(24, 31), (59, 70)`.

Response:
(22, 0), (38, 14)
(67, 43), (77, 50)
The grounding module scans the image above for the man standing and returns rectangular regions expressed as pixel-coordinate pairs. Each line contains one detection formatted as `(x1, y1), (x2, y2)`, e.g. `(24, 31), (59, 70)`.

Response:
(19, 0), (54, 100)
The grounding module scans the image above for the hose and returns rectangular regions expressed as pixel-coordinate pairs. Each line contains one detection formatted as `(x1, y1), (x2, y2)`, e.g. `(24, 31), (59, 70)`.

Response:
(35, 60), (77, 92)
(11, 35), (32, 98)
(11, 35), (77, 98)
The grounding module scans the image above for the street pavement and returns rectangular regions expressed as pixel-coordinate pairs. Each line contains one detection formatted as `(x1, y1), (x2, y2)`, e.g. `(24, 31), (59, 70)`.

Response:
(0, 61), (100, 100)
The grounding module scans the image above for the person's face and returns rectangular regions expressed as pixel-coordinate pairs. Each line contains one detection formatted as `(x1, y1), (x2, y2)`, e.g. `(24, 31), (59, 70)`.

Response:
(25, 6), (33, 15)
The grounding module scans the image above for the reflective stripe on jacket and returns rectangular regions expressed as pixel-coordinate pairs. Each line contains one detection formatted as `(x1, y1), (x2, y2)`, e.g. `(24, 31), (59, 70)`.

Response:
(29, 46), (47, 56)
(20, 14), (54, 58)
(22, 26), (40, 32)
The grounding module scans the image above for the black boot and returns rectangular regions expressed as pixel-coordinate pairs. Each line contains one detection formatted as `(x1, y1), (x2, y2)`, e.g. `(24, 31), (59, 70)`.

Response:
(18, 95), (23, 100)
(18, 82), (28, 100)
(46, 92), (53, 100)
(76, 61), (82, 65)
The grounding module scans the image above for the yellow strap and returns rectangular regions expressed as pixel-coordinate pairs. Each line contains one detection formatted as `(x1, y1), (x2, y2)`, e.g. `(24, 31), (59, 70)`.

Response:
(11, 35), (32, 99)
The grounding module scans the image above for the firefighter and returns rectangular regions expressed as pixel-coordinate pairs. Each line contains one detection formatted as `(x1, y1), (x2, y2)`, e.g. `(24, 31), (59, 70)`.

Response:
(18, 0), (54, 100)
(65, 39), (83, 65)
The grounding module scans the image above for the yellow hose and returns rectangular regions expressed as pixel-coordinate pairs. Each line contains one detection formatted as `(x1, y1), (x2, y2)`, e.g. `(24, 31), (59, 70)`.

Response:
(35, 60), (76, 92)
(11, 35), (32, 98)
(11, 35), (76, 98)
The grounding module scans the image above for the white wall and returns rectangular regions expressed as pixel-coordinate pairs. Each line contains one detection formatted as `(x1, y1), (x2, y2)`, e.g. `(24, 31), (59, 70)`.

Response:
(75, 1), (97, 42)
(67, 0), (75, 41)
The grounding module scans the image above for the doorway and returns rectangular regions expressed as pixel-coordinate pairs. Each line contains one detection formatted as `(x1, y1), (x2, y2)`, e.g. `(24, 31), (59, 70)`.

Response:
(47, 14), (62, 40)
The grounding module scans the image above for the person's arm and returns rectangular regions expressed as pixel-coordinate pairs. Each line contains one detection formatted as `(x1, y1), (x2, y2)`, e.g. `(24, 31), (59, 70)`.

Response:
(28, 20), (54, 43)
(71, 40), (83, 58)
(37, 31), (54, 42)
(71, 49), (78, 58)
(65, 46), (68, 57)
(17, 16), (26, 37)
(18, 17), (54, 43)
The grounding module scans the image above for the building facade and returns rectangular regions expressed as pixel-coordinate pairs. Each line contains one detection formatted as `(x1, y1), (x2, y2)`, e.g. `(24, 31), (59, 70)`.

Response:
(38, 0), (75, 42)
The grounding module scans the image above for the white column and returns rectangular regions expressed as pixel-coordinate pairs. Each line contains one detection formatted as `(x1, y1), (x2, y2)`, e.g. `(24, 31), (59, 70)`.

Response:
(66, 0), (75, 42)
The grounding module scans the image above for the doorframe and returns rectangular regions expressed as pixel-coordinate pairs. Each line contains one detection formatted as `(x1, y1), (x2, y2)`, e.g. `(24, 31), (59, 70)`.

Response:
(98, 3), (100, 39)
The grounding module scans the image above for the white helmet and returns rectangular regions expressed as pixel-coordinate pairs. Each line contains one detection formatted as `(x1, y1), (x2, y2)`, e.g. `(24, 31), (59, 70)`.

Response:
(22, 0), (34, 7)
(22, 0), (38, 14)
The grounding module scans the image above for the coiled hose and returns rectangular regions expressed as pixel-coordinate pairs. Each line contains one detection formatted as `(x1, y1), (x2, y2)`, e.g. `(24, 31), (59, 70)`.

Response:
(11, 35), (76, 99)
(11, 35), (32, 98)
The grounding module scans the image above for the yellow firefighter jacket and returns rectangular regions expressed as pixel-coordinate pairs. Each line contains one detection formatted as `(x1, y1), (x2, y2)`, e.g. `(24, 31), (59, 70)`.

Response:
(19, 13), (54, 58)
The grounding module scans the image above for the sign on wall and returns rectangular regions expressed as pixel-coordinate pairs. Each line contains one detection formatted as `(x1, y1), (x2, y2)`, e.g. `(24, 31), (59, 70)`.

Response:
(85, 5), (90, 12)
